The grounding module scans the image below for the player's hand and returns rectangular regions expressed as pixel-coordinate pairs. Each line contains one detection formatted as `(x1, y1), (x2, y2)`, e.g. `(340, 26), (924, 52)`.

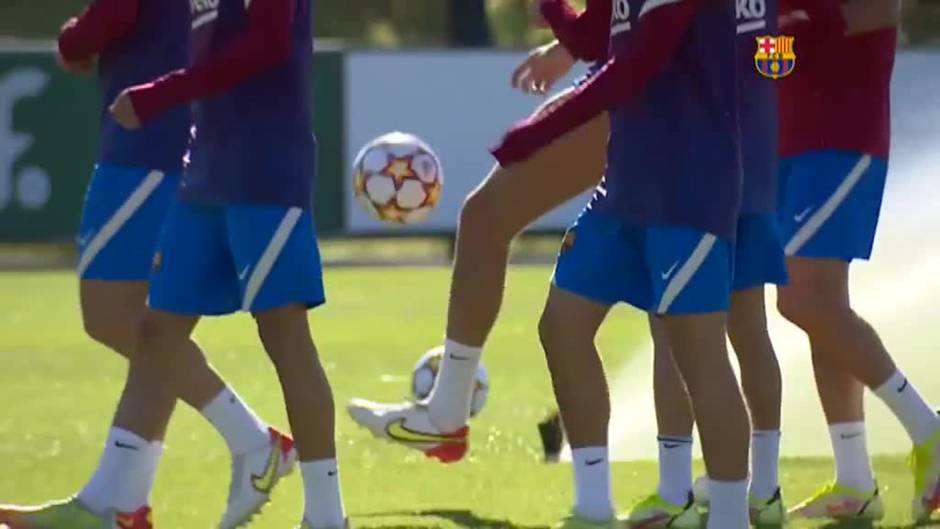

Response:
(511, 41), (576, 96)
(56, 52), (96, 76)
(110, 90), (141, 130)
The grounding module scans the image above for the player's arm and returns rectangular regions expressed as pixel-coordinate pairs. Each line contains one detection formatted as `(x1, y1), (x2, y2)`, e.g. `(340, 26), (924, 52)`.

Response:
(57, 0), (139, 72)
(493, 0), (701, 166)
(113, 0), (295, 128)
(539, 0), (611, 62)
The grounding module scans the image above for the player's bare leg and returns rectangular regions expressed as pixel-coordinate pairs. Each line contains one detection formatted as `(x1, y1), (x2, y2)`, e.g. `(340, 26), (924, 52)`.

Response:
(728, 288), (781, 433)
(663, 312), (750, 529)
(82, 279), (282, 503)
(428, 104), (608, 435)
(81, 280), (222, 413)
(779, 257), (940, 520)
(446, 93), (606, 347)
(539, 286), (616, 525)
(256, 303), (346, 529)
(112, 309), (197, 440)
(347, 95), (608, 454)
(637, 288), (782, 527)
(70, 310), (198, 524)
(623, 318), (701, 528)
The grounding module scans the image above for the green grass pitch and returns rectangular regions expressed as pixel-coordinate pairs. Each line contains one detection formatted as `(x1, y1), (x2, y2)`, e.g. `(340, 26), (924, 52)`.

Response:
(0, 268), (931, 528)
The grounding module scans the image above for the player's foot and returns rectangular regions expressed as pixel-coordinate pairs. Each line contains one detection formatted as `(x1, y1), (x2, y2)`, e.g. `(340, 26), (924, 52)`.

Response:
(346, 399), (469, 463)
(0, 498), (152, 528)
(749, 487), (785, 526)
(788, 482), (884, 521)
(219, 427), (297, 529)
(910, 425), (940, 522)
(555, 514), (622, 528)
(295, 520), (351, 529)
(624, 492), (700, 528)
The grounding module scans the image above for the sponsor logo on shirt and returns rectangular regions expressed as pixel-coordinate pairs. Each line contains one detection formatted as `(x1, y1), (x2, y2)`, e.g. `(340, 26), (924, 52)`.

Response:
(737, 0), (769, 34)
(191, 0), (220, 29)
(611, 0), (632, 36)
(755, 35), (796, 79)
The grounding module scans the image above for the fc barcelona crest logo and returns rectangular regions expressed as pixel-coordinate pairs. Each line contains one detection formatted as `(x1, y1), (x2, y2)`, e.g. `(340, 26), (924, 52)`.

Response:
(755, 35), (796, 79)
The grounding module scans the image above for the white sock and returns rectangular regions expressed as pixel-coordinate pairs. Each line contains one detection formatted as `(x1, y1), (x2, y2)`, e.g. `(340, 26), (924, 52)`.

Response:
(78, 428), (162, 513)
(201, 387), (271, 455)
(427, 339), (482, 432)
(656, 436), (693, 505)
(706, 479), (749, 529)
(301, 459), (346, 528)
(829, 422), (876, 491)
(571, 446), (614, 521)
(750, 430), (781, 501)
(873, 370), (940, 444)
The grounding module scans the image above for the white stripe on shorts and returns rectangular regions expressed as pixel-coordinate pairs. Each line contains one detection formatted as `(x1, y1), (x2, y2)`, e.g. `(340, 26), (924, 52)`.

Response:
(656, 233), (718, 314)
(241, 207), (303, 311)
(77, 170), (165, 278)
(784, 154), (872, 256)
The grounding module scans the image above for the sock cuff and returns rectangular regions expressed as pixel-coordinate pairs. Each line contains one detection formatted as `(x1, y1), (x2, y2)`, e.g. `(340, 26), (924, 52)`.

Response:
(108, 427), (149, 448)
(443, 338), (483, 358)
(873, 370), (906, 397)
(201, 386), (234, 414)
(752, 430), (781, 439)
(300, 458), (339, 473)
(829, 421), (866, 436)
(571, 446), (608, 461)
(657, 435), (693, 444)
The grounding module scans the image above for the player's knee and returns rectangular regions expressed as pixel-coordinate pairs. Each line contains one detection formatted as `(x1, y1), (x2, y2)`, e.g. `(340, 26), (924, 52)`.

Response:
(538, 307), (585, 362)
(83, 313), (134, 354)
(459, 187), (513, 243)
(255, 305), (318, 369)
(459, 191), (492, 234)
(538, 308), (563, 356)
(777, 287), (845, 333)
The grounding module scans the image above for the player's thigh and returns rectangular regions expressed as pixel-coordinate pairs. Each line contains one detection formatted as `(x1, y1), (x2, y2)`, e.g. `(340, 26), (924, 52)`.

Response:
(254, 303), (318, 362)
(77, 164), (178, 281)
(539, 284), (611, 349)
(80, 279), (149, 351)
(466, 111), (608, 235)
(148, 201), (242, 316)
(778, 151), (887, 260)
(225, 205), (325, 315)
(551, 210), (647, 309)
(644, 225), (733, 316)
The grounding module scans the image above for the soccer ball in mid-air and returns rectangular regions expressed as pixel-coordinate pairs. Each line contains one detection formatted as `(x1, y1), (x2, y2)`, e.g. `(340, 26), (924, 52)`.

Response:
(412, 346), (489, 417)
(353, 132), (443, 224)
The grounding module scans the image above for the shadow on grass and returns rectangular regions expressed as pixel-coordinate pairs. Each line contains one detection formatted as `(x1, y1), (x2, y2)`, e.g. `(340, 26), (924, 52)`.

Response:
(354, 509), (551, 529)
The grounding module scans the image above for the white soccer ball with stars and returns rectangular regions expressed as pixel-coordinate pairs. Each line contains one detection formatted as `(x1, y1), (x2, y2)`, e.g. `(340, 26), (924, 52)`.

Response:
(412, 346), (489, 418)
(353, 132), (443, 224)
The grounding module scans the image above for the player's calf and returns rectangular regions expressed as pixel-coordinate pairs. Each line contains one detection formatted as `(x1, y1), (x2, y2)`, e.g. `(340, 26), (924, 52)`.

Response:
(728, 288), (781, 432)
(664, 312), (750, 529)
(256, 304), (346, 529)
(539, 286), (615, 523)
